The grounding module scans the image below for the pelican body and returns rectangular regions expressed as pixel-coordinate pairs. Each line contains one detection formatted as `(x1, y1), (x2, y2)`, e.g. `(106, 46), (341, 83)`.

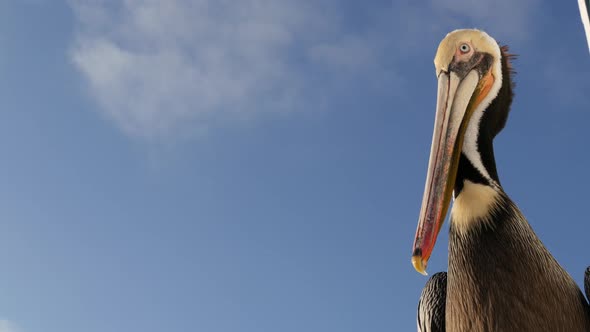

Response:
(412, 29), (590, 331)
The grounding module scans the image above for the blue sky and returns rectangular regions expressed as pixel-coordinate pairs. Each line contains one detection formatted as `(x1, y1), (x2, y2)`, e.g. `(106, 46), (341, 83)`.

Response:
(0, 1), (589, 331)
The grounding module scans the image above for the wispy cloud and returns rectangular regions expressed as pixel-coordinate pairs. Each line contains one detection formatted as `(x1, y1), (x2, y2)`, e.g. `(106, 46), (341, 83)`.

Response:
(69, 0), (539, 140)
(0, 320), (21, 332)
(69, 1), (392, 140)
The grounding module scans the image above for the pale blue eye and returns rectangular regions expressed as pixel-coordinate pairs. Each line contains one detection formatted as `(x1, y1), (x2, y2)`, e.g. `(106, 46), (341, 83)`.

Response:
(459, 43), (470, 53)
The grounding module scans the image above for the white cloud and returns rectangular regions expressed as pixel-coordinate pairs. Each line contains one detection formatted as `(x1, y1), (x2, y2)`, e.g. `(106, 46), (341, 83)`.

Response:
(69, 0), (389, 140)
(69, 0), (539, 140)
(0, 320), (21, 332)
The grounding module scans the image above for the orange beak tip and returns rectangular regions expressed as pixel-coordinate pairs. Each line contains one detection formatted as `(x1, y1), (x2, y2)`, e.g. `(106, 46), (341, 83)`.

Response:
(412, 255), (428, 276)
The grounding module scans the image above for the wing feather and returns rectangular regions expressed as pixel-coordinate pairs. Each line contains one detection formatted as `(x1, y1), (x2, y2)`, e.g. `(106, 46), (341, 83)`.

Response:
(417, 272), (447, 332)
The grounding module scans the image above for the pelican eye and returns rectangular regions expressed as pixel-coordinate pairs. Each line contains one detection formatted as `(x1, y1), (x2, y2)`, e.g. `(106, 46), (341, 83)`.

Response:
(459, 43), (470, 53)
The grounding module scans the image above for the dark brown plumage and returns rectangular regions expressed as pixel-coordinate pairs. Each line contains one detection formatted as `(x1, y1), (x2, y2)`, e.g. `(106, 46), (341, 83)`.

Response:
(585, 267), (590, 305)
(446, 191), (590, 331)
(417, 272), (446, 332)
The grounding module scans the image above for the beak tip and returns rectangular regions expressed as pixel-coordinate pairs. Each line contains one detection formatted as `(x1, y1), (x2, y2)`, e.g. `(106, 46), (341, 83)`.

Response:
(412, 255), (428, 276)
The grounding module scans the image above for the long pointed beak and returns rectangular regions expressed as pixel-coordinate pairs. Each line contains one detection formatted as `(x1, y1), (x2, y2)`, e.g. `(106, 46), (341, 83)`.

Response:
(411, 69), (485, 275)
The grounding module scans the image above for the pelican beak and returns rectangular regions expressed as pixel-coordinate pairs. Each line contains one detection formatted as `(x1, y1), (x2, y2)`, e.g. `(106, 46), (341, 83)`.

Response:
(411, 67), (495, 275)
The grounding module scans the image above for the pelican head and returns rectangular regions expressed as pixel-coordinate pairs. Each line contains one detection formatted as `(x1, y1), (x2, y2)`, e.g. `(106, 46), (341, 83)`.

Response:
(411, 29), (514, 274)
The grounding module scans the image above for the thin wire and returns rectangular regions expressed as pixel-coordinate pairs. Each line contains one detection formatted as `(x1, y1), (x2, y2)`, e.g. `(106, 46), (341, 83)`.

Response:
(579, 0), (590, 53)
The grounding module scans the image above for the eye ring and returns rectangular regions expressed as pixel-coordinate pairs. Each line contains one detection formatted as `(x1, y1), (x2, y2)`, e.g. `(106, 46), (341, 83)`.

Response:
(459, 43), (471, 54)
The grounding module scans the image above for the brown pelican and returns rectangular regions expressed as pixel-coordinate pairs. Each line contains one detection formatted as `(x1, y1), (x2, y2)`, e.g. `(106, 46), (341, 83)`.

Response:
(412, 29), (590, 331)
